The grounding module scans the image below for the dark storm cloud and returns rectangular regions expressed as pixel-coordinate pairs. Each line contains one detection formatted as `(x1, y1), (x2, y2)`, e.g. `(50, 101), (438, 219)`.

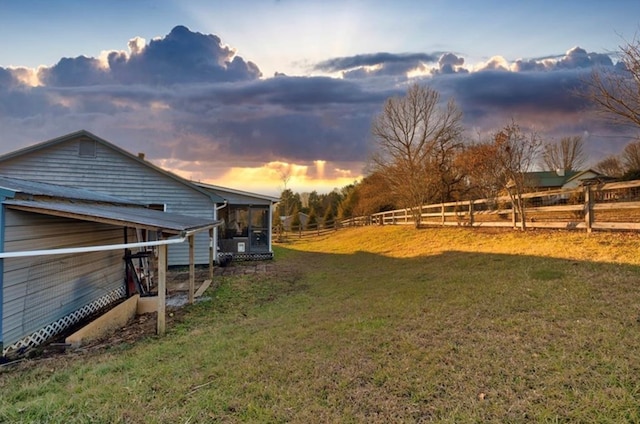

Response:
(110, 25), (261, 84)
(38, 56), (111, 86)
(512, 47), (614, 72)
(0, 67), (15, 88)
(315, 52), (439, 72)
(433, 53), (469, 75)
(144, 77), (389, 162)
(37, 26), (261, 87)
(449, 69), (588, 119)
(315, 52), (442, 79)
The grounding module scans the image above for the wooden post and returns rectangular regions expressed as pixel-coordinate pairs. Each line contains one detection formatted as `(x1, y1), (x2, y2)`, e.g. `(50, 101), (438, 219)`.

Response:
(584, 185), (593, 233)
(209, 228), (214, 282)
(469, 200), (474, 226)
(157, 244), (167, 335)
(441, 203), (445, 226)
(188, 234), (195, 305)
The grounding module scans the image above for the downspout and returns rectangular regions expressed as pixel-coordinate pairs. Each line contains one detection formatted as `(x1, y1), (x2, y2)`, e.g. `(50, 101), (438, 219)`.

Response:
(268, 201), (274, 253)
(213, 201), (228, 263)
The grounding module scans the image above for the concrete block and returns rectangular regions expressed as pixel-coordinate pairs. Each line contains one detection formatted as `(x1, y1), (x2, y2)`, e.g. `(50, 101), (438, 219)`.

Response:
(65, 294), (139, 348)
(137, 295), (158, 315)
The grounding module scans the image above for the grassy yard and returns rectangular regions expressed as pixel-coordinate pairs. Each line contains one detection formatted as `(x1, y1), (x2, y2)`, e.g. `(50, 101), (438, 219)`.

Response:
(2, 226), (640, 423)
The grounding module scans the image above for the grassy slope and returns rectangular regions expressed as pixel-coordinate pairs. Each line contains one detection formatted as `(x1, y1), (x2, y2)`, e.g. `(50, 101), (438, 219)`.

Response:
(2, 226), (640, 423)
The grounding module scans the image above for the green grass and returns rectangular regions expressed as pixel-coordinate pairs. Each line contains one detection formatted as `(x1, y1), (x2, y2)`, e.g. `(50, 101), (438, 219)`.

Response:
(2, 226), (640, 422)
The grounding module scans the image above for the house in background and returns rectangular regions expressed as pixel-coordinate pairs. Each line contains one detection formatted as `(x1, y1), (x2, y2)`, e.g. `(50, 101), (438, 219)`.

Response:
(0, 130), (225, 267)
(195, 182), (279, 261)
(0, 175), (218, 357)
(524, 169), (605, 191)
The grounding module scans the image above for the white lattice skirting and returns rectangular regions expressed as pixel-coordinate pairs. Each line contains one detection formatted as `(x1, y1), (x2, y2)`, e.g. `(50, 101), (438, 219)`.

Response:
(3, 286), (126, 357)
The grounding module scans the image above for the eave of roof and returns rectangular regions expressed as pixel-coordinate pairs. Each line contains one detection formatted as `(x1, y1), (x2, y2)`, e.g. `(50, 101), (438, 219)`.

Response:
(195, 181), (280, 203)
(3, 199), (220, 235)
(0, 174), (140, 204)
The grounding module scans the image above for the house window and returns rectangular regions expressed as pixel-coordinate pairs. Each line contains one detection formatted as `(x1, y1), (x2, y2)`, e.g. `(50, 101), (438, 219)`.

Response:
(78, 139), (96, 157)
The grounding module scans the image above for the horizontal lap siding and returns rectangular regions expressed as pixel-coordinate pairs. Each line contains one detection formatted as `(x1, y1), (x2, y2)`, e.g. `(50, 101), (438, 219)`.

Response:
(2, 210), (125, 346)
(0, 138), (215, 266)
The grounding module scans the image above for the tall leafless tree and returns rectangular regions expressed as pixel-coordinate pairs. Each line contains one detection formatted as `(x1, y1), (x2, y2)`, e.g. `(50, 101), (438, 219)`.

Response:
(493, 121), (542, 230)
(541, 135), (588, 172)
(370, 83), (463, 227)
(586, 34), (640, 130)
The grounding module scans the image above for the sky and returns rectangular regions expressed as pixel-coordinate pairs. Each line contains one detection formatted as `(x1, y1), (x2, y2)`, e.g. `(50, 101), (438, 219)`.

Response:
(1, 0), (639, 196)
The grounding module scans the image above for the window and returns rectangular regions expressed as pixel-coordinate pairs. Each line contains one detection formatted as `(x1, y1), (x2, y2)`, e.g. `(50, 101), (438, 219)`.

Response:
(78, 139), (96, 157)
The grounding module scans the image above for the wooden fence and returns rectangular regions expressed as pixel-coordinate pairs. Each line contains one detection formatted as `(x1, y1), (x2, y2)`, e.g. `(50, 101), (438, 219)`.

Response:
(342, 180), (640, 233)
(275, 219), (340, 240)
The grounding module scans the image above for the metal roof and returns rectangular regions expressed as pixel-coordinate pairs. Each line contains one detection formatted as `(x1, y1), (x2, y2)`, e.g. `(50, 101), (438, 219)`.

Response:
(0, 174), (140, 205)
(196, 181), (280, 204)
(3, 199), (220, 235)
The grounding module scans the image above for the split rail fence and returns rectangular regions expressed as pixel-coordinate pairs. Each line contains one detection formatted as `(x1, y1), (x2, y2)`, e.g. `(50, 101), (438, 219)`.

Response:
(340, 180), (640, 233)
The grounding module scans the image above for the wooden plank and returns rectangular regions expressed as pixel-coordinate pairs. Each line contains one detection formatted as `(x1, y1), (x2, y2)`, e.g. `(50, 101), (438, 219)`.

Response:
(593, 201), (640, 210)
(195, 279), (212, 298)
(600, 180), (640, 190)
(526, 205), (583, 213)
(209, 228), (214, 282)
(592, 222), (640, 230)
(157, 244), (167, 336)
(188, 235), (195, 305)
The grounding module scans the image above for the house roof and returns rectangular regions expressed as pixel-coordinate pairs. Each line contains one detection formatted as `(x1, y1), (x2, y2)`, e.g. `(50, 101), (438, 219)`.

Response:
(0, 130), (225, 204)
(3, 200), (219, 235)
(195, 181), (279, 204)
(0, 175), (219, 235)
(523, 169), (602, 188)
(0, 174), (140, 205)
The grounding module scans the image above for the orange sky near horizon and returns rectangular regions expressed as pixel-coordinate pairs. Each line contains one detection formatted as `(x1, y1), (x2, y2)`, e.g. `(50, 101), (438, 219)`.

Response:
(158, 158), (363, 197)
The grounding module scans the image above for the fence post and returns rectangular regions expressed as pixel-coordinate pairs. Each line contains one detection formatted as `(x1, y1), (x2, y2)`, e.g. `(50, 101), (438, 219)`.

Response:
(584, 185), (593, 233)
(469, 200), (474, 226)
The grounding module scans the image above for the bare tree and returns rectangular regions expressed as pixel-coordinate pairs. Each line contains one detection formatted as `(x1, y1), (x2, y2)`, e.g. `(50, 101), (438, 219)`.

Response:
(370, 83), (463, 227)
(586, 34), (640, 129)
(493, 121), (542, 230)
(541, 135), (588, 171)
(621, 139), (640, 172)
(594, 155), (624, 178)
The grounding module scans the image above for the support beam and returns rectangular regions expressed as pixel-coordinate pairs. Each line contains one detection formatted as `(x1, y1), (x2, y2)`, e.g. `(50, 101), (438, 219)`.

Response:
(157, 244), (167, 335)
(584, 185), (593, 233)
(209, 228), (214, 282)
(188, 234), (195, 304)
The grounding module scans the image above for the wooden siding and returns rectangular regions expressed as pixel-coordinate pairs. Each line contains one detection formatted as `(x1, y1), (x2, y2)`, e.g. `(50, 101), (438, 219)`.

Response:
(0, 136), (215, 266)
(2, 210), (125, 346)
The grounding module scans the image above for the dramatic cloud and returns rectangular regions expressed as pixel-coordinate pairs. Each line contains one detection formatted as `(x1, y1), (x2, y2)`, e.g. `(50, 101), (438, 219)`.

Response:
(37, 25), (262, 87)
(315, 52), (442, 79)
(0, 26), (633, 194)
(315, 52), (439, 72)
